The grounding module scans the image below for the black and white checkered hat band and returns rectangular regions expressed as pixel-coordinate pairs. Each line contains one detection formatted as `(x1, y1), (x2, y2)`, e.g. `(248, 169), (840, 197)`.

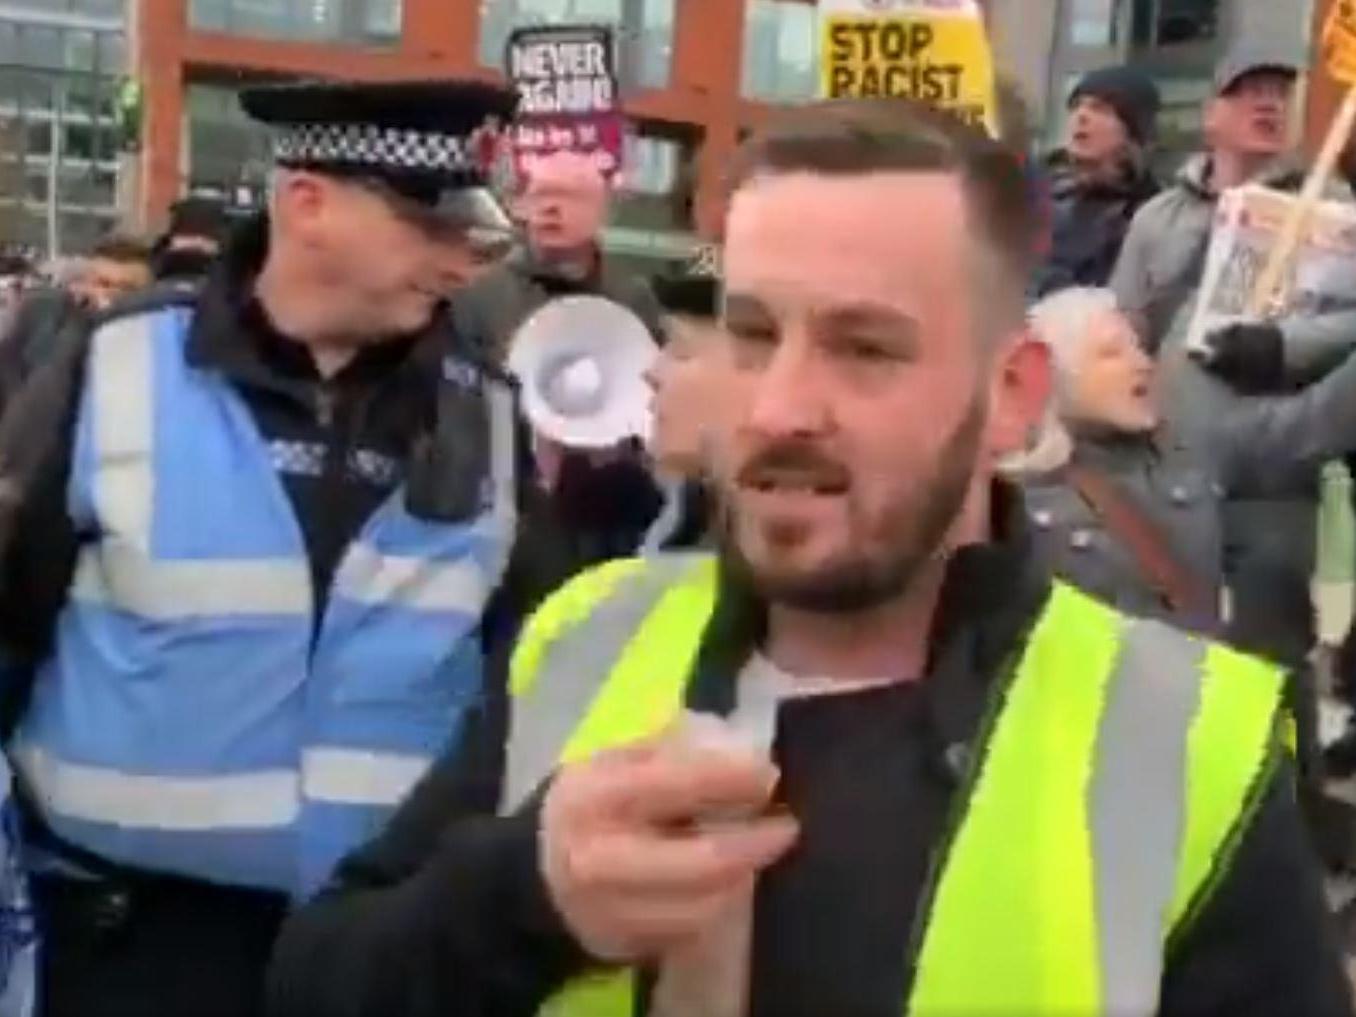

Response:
(272, 122), (472, 172)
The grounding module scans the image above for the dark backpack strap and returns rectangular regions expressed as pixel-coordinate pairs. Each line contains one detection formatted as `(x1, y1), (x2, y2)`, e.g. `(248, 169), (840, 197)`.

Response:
(1065, 463), (1217, 627)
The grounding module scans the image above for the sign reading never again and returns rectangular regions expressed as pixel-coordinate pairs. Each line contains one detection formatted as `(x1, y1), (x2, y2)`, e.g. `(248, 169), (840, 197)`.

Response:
(505, 24), (625, 178)
(818, 0), (997, 133)
(508, 26), (616, 117)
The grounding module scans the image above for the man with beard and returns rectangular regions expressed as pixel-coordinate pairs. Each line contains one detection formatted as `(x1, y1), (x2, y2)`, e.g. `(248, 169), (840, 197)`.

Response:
(266, 99), (1348, 1017)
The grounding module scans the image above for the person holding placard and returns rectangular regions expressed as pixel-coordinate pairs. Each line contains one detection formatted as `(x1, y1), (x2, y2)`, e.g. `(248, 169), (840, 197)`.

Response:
(1111, 47), (1356, 669)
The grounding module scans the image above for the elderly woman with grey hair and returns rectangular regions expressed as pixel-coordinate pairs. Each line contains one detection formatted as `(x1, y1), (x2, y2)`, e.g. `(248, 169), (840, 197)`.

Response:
(1010, 287), (1356, 649)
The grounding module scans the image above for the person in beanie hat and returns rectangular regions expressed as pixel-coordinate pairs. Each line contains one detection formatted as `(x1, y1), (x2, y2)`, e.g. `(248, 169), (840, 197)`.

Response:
(1031, 65), (1160, 297)
(1069, 66), (1160, 151)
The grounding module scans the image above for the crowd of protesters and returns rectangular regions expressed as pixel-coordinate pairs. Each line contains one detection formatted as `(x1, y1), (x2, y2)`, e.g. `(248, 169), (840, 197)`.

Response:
(0, 43), (1354, 1017)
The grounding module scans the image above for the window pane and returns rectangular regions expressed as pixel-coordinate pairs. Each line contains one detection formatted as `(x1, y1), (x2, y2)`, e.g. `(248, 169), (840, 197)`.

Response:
(1131, 0), (1154, 47)
(364, 0), (401, 40)
(0, 0), (72, 14)
(189, 0), (403, 45)
(742, 0), (816, 102)
(1071, 0), (1116, 47)
(185, 82), (275, 196)
(189, 0), (229, 31)
(24, 119), (50, 156)
(65, 29), (96, 71)
(64, 122), (95, 161)
(0, 23), (18, 65)
(18, 26), (64, 70)
(611, 126), (694, 236)
(621, 132), (676, 195)
(18, 71), (55, 114)
(1156, 0), (1218, 45)
(71, 0), (126, 17)
(96, 31), (125, 76)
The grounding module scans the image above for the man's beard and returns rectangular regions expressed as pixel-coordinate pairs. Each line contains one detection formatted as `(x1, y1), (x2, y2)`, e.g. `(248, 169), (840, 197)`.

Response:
(719, 392), (987, 614)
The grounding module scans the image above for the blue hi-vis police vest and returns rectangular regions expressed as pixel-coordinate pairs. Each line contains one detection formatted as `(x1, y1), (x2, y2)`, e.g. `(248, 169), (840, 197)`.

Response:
(11, 305), (516, 897)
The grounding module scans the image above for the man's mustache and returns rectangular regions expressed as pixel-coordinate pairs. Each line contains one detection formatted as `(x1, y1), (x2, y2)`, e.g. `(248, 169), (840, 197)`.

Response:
(735, 441), (851, 491)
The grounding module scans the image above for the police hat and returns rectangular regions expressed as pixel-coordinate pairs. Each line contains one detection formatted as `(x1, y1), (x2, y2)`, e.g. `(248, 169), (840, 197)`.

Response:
(651, 244), (720, 321)
(240, 79), (518, 235)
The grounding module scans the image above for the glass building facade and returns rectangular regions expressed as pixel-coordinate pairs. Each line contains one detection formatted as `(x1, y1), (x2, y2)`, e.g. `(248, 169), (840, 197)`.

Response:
(741, 0), (816, 103)
(1042, 0), (1231, 169)
(184, 82), (273, 205)
(0, 0), (127, 255)
(189, 0), (402, 46)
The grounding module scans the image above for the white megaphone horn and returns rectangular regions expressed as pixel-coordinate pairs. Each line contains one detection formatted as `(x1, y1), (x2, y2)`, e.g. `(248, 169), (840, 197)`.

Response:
(506, 295), (660, 449)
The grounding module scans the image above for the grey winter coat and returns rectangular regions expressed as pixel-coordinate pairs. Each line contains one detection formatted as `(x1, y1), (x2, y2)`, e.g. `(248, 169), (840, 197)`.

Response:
(1108, 154), (1356, 661)
(1021, 344), (1356, 644)
(1109, 155), (1340, 358)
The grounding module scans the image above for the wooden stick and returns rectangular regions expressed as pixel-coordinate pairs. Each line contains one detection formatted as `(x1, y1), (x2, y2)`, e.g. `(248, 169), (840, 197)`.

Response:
(1249, 82), (1356, 317)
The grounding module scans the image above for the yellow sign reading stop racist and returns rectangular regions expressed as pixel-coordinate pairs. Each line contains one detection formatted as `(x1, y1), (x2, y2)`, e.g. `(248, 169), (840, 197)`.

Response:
(1324, 0), (1356, 85)
(818, 0), (997, 134)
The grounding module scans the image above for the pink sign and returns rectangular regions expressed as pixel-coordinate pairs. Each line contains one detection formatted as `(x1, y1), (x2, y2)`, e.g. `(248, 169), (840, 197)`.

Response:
(506, 25), (626, 180)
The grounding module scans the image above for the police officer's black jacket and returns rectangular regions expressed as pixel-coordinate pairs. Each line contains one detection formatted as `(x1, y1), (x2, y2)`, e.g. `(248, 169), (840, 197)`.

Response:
(265, 486), (1352, 1017)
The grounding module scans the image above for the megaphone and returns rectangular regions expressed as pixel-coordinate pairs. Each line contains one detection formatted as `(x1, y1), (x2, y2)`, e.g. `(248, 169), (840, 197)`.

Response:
(507, 295), (659, 448)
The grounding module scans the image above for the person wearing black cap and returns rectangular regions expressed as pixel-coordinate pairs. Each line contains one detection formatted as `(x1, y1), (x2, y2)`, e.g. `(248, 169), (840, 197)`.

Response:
(638, 256), (722, 551)
(0, 78), (538, 1017)
(1031, 65), (1161, 298)
(149, 194), (230, 287)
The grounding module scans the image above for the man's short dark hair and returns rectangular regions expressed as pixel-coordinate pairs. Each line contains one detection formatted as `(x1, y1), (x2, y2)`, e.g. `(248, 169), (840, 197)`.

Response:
(726, 99), (1037, 329)
(89, 233), (152, 265)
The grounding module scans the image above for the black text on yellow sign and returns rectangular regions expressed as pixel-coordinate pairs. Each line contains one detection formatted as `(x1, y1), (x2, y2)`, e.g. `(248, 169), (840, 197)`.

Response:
(822, 18), (987, 128)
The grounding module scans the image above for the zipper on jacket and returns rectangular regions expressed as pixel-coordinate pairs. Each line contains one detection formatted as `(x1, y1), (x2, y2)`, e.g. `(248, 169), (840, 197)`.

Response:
(306, 380), (342, 659)
(314, 384), (337, 428)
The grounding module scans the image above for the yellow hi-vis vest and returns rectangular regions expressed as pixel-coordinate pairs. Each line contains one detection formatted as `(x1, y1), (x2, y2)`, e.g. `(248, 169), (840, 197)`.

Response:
(502, 554), (1285, 1017)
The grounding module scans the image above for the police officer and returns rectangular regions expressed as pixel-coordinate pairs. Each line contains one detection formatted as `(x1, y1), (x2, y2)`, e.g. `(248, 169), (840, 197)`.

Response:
(268, 100), (1349, 1017)
(0, 79), (525, 1017)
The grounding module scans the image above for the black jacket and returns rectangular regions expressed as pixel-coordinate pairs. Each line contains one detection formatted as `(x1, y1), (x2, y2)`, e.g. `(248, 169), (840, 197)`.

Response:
(1032, 151), (1160, 298)
(265, 488), (1350, 1017)
(0, 285), (90, 416)
(450, 246), (666, 366)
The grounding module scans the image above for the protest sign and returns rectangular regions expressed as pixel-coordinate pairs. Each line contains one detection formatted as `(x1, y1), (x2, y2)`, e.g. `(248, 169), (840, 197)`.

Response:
(1187, 185), (1356, 354)
(1325, 0), (1356, 84)
(818, 0), (997, 134)
(506, 25), (626, 181)
(1250, 0), (1356, 313)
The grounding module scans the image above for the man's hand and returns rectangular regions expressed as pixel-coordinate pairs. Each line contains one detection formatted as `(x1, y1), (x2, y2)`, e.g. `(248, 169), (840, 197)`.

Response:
(539, 738), (798, 964)
(1197, 321), (1285, 394)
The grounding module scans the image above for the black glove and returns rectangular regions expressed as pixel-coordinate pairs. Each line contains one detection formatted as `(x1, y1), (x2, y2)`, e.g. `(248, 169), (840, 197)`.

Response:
(1198, 321), (1285, 394)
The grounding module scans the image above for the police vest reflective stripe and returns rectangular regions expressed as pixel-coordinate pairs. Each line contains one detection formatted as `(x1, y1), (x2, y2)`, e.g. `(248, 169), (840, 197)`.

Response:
(502, 555), (1284, 1017)
(14, 308), (516, 896)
